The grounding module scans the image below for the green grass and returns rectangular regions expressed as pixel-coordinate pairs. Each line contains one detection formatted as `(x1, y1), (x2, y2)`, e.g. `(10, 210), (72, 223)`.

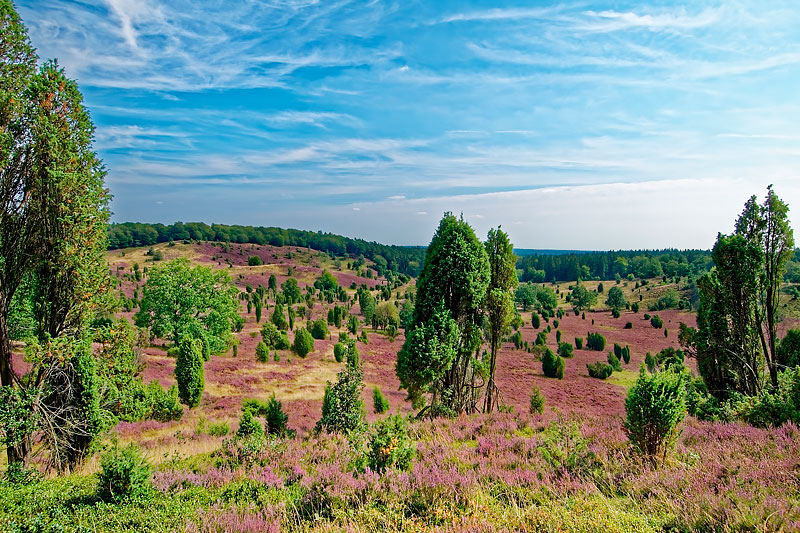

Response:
(608, 369), (640, 390)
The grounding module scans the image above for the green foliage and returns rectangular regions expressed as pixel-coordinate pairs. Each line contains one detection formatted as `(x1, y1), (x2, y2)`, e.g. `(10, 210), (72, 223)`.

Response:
(608, 352), (622, 372)
(145, 382), (183, 422)
(650, 315), (663, 329)
(652, 288), (679, 310)
(587, 362), (613, 379)
(624, 321), (633, 329)
(732, 367), (800, 427)
(281, 277), (302, 304)
(367, 415), (415, 473)
(135, 258), (238, 355)
(529, 386), (545, 414)
(260, 321), (280, 347)
(570, 282), (598, 312)
(236, 409), (264, 439)
(645, 352), (657, 373)
(175, 336), (204, 408)
(631, 302), (640, 313)
(778, 330), (800, 369)
(574, 337), (583, 350)
(358, 289), (377, 323)
(274, 332), (291, 350)
(310, 319), (329, 340)
(531, 312), (540, 329)
(317, 342), (365, 433)
(374, 301), (400, 329)
(515, 283), (557, 313)
(621, 345), (631, 365)
(542, 348), (565, 379)
(586, 332), (606, 351)
(255, 341), (270, 363)
(247, 255), (263, 266)
(271, 303), (289, 331)
(557, 342), (574, 358)
(373, 386), (390, 414)
(264, 394), (289, 436)
(333, 342), (346, 363)
(535, 331), (547, 346)
(624, 368), (686, 467)
(292, 328), (315, 357)
(97, 444), (151, 503)
(605, 286), (627, 310)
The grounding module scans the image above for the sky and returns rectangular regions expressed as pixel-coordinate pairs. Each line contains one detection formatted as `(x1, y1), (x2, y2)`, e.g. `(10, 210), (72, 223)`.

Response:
(17, 0), (800, 249)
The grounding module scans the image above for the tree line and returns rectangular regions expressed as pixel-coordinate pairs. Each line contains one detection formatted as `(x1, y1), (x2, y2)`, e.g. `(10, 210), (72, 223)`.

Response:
(107, 222), (425, 277)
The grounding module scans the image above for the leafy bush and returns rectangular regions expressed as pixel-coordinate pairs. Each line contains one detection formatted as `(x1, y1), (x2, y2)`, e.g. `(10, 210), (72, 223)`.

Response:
(645, 352), (656, 373)
(531, 312), (540, 329)
(624, 368), (686, 467)
(512, 330), (523, 349)
(587, 362), (613, 379)
(367, 415), (415, 473)
(535, 331), (547, 346)
(542, 348), (565, 379)
(586, 332), (606, 351)
(274, 332), (290, 350)
(732, 367), (800, 427)
(631, 302), (640, 313)
(208, 421), (230, 436)
(247, 255), (263, 266)
(146, 382), (184, 422)
(611, 308), (621, 318)
(624, 322), (633, 329)
(778, 330), (800, 368)
(333, 342), (346, 363)
(373, 386), (390, 414)
(607, 352), (622, 372)
(255, 341), (269, 363)
(97, 444), (151, 502)
(260, 322), (280, 347)
(555, 329), (562, 343)
(529, 386), (545, 414)
(316, 342), (364, 433)
(265, 394), (289, 436)
(175, 336), (204, 408)
(574, 337), (583, 350)
(557, 342), (574, 358)
(310, 319), (329, 340)
(236, 409), (264, 439)
(621, 345), (631, 365)
(293, 328), (315, 357)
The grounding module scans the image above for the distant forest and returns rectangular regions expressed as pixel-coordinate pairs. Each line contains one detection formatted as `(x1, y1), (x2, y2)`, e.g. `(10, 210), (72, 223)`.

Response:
(108, 222), (426, 276)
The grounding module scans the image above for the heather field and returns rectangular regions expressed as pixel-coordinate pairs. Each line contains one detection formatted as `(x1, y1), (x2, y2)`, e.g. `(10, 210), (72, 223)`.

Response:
(4, 241), (800, 532)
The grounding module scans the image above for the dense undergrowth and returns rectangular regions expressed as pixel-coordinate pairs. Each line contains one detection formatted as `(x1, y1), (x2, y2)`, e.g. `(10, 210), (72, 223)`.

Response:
(3, 412), (798, 532)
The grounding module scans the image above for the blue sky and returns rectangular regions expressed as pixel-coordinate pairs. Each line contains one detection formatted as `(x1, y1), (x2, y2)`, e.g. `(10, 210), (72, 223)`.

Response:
(18, 0), (800, 249)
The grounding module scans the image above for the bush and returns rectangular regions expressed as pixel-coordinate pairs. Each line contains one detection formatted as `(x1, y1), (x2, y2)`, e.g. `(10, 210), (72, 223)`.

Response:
(650, 314), (663, 329)
(146, 382), (184, 422)
(293, 328), (315, 357)
(512, 330), (523, 349)
(643, 313), (651, 320)
(624, 322), (633, 329)
(611, 308), (620, 318)
(265, 394), (289, 436)
(175, 336), (204, 408)
(555, 329), (562, 343)
(586, 332), (606, 351)
(333, 342), (346, 362)
(614, 343), (622, 358)
(274, 333), (290, 350)
(208, 421), (230, 436)
(542, 348), (565, 379)
(97, 444), (151, 502)
(529, 386), (545, 414)
(367, 415), (415, 473)
(553, 319), (559, 329)
(557, 342), (574, 358)
(608, 352), (622, 372)
(373, 386), (390, 414)
(260, 322), (280, 347)
(531, 312), (540, 329)
(733, 367), (800, 427)
(255, 341), (269, 363)
(316, 342), (364, 433)
(574, 337), (583, 350)
(621, 345), (631, 365)
(624, 368), (686, 467)
(310, 319), (329, 340)
(535, 331), (547, 346)
(236, 408), (264, 439)
(645, 352), (656, 373)
(631, 302), (639, 313)
(247, 255), (263, 266)
(587, 362), (613, 379)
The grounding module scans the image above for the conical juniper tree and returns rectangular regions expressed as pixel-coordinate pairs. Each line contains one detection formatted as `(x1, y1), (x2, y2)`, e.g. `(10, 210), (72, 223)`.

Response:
(396, 213), (490, 415)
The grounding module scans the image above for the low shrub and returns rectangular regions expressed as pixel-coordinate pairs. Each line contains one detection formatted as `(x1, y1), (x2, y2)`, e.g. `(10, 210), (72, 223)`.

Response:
(310, 319), (329, 340)
(265, 394), (289, 436)
(587, 362), (613, 379)
(373, 386), (390, 414)
(557, 342), (574, 358)
(97, 444), (151, 503)
(607, 352), (622, 372)
(574, 337), (583, 350)
(624, 368), (686, 467)
(624, 322), (633, 329)
(208, 421), (230, 436)
(733, 367), (800, 427)
(247, 255), (263, 266)
(146, 382), (184, 422)
(542, 348), (565, 379)
(529, 386), (545, 414)
(274, 333), (290, 350)
(367, 415), (415, 473)
(255, 341), (269, 363)
(333, 342), (346, 363)
(586, 332), (606, 351)
(236, 409), (264, 439)
(293, 328), (315, 357)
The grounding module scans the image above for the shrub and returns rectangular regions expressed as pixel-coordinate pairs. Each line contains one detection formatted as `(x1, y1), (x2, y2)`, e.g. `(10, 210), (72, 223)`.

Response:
(316, 342), (364, 433)
(529, 386), (545, 414)
(265, 394), (289, 436)
(555, 329), (562, 343)
(373, 386), (390, 414)
(733, 367), (800, 427)
(650, 313), (663, 329)
(645, 352), (656, 373)
(542, 348), (565, 379)
(535, 331), (547, 346)
(386, 323), (398, 342)
(310, 319), (329, 340)
(574, 337), (583, 350)
(611, 308), (620, 318)
(624, 368), (686, 467)
(624, 322), (633, 329)
(557, 342), (574, 358)
(643, 313), (651, 320)
(247, 255), (263, 266)
(664, 328), (668, 337)
(236, 409), (264, 439)
(97, 444), (151, 502)
(293, 328), (314, 357)
(631, 302), (639, 313)
(146, 382), (184, 422)
(553, 319), (559, 329)
(333, 342), (346, 363)
(531, 312), (540, 329)
(607, 352), (622, 372)
(512, 330), (523, 349)
(175, 336), (204, 408)
(273, 350), (280, 362)
(367, 415), (415, 473)
(621, 345), (631, 365)
(274, 333), (290, 350)
(255, 341), (269, 363)
(587, 361), (613, 379)
(208, 421), (230, 436)
(614, 343), (622, 358)
(586, 332), (606, 351)
(260, 322), (280, 347)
